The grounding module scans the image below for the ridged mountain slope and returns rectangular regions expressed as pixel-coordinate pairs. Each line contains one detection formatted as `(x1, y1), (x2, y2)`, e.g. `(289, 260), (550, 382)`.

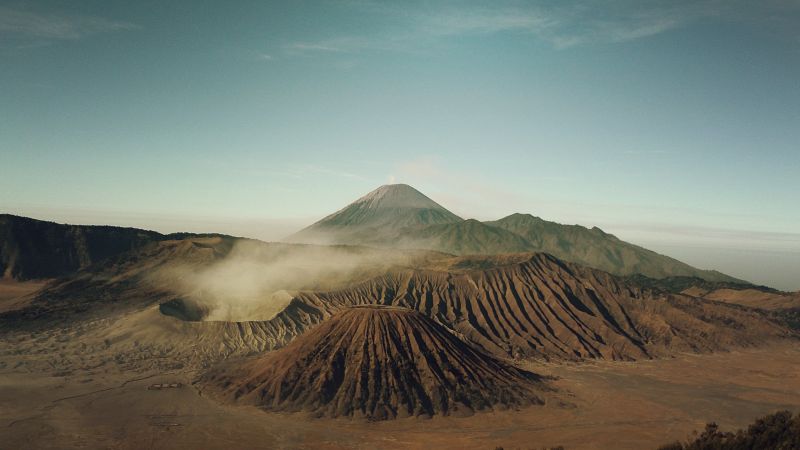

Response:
(201, 306), (545, 419)
(486, 213), (739, 281)
(1, 238), (790, 369)
(398, 219), (533, 254)
(281, 255), (786, 360)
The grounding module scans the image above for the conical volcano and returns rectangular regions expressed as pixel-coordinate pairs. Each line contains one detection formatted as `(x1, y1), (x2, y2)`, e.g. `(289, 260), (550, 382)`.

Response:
(284, 184), (743, 282)
(201, 306), (545, 419)
(286, 184), (462, 245)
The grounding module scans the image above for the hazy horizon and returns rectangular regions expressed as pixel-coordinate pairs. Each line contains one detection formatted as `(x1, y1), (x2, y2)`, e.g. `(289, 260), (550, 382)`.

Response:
(4, 181), (799, 291)
(2, 1), (799, 290)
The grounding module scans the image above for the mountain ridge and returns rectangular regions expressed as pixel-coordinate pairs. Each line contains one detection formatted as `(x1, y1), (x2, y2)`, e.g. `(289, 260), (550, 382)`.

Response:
(486, 213), (739, 282)
(0, 214), (232, 281)
(285, 185), (744, 283)
(1, 183), (745, 284)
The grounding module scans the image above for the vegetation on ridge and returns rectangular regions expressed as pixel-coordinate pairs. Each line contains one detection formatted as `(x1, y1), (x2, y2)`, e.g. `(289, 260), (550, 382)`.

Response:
(658, 410), (800, 450)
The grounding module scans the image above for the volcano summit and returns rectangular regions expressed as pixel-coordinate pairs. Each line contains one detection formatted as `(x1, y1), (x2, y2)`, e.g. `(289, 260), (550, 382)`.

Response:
(287, 184), (741, 282)
(288, 183), (462, 245)
(201, 306), (546, 420)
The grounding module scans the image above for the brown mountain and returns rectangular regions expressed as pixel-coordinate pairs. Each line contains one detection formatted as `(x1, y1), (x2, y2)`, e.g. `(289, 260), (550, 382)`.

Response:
(3, 235), (790, 374)
(7, 237), (788, 365)
(201, 306), (546, 420)
(278, 254), (787, 360)
(0, 214), (230, 281)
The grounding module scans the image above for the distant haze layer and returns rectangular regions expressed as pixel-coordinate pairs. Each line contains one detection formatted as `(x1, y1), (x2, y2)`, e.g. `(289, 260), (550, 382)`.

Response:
(638, 244), (800, 293)
(3, 204), (798, 292)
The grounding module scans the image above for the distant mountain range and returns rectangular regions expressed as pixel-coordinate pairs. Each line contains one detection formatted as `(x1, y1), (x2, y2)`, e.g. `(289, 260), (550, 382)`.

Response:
(1, 184), (741, 284)
(287, 184), (740, 282)
(0, 214), (227, 280)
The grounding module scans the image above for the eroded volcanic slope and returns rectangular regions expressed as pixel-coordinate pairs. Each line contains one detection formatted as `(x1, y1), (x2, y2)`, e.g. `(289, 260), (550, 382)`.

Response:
(201, 306), (545, 420)
(1, 237), (792, 376)
(262, 254), (790, 361)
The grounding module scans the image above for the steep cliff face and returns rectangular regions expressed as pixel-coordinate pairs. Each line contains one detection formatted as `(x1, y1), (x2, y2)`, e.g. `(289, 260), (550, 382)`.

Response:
(201, 306), (545, 419)
(0, 214), (162, 280)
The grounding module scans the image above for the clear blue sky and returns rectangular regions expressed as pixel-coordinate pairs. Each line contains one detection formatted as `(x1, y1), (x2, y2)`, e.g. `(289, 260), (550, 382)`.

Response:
(1, 1), (799, 289)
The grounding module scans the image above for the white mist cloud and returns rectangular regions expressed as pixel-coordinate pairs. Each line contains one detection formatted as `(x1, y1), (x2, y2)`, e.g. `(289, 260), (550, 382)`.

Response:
(150, 240), (422, 322)
(0, 6), (138, 41)
(283, 0), (800, 55)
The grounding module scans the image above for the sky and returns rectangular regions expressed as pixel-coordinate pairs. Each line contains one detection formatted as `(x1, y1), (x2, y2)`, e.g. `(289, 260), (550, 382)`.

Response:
(1, 0), (799, 290)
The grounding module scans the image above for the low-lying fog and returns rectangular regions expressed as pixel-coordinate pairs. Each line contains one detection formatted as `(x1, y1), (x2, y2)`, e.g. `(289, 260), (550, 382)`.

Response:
(150, 239), (423, 322)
